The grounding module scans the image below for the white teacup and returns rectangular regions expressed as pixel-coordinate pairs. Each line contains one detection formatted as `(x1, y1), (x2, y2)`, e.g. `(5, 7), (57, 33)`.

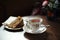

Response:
(26, 17), (43, 32)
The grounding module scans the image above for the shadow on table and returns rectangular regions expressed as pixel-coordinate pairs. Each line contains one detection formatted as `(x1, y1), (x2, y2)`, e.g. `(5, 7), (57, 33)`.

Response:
(24, 32), (48, 40)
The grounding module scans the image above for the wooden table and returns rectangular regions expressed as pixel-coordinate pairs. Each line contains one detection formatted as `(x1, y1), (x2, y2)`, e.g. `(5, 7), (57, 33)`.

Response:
(0, 16), (60, 40)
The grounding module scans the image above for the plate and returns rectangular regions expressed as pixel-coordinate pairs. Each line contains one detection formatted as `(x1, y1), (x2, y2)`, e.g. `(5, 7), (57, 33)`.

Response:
(4, 26), (22, 30)
(2, 16), (22, 30)
(23, 24), (47, 34)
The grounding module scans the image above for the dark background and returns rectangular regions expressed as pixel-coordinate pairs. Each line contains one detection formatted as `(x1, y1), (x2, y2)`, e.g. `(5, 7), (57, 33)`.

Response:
(0, 0), (42, 26)
(0, 0), (60, 26)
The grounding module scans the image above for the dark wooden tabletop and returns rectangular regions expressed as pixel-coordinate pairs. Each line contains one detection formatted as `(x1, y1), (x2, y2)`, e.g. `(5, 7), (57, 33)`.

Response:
(24, 16), (60, 40)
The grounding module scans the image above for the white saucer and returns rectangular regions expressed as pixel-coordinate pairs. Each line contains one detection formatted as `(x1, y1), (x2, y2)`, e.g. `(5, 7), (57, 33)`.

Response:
(23, 24), (47, 34)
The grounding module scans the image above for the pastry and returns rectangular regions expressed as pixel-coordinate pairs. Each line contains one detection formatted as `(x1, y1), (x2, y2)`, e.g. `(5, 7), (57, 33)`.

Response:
(6, 16), (24, 28)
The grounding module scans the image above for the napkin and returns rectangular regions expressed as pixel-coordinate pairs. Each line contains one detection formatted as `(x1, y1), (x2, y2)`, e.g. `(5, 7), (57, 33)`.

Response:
(2, 16), (17, 25)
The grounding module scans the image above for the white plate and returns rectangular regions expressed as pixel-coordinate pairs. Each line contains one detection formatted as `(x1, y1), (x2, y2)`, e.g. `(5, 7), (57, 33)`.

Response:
(2, 16), (22, 30)
(4, 26), (22, 30)
(23, 24), (47, 34)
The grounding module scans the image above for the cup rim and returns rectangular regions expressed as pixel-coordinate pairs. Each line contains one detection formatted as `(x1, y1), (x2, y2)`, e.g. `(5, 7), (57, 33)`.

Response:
(26, 17), (43, 24)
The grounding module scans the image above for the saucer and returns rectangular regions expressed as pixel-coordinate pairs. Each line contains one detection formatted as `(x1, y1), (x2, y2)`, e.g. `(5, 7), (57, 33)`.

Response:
(23, 24), (47, 34)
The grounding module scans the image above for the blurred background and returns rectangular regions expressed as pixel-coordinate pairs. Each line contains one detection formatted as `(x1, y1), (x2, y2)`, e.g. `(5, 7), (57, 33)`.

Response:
(0, 0), (60, 26)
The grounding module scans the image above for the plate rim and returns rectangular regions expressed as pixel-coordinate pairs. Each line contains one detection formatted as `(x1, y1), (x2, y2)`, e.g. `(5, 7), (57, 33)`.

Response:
(4, 26), (22, 30)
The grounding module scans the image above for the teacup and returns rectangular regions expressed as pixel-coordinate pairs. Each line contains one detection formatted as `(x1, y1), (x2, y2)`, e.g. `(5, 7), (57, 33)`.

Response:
(26, 17), (43, 32)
